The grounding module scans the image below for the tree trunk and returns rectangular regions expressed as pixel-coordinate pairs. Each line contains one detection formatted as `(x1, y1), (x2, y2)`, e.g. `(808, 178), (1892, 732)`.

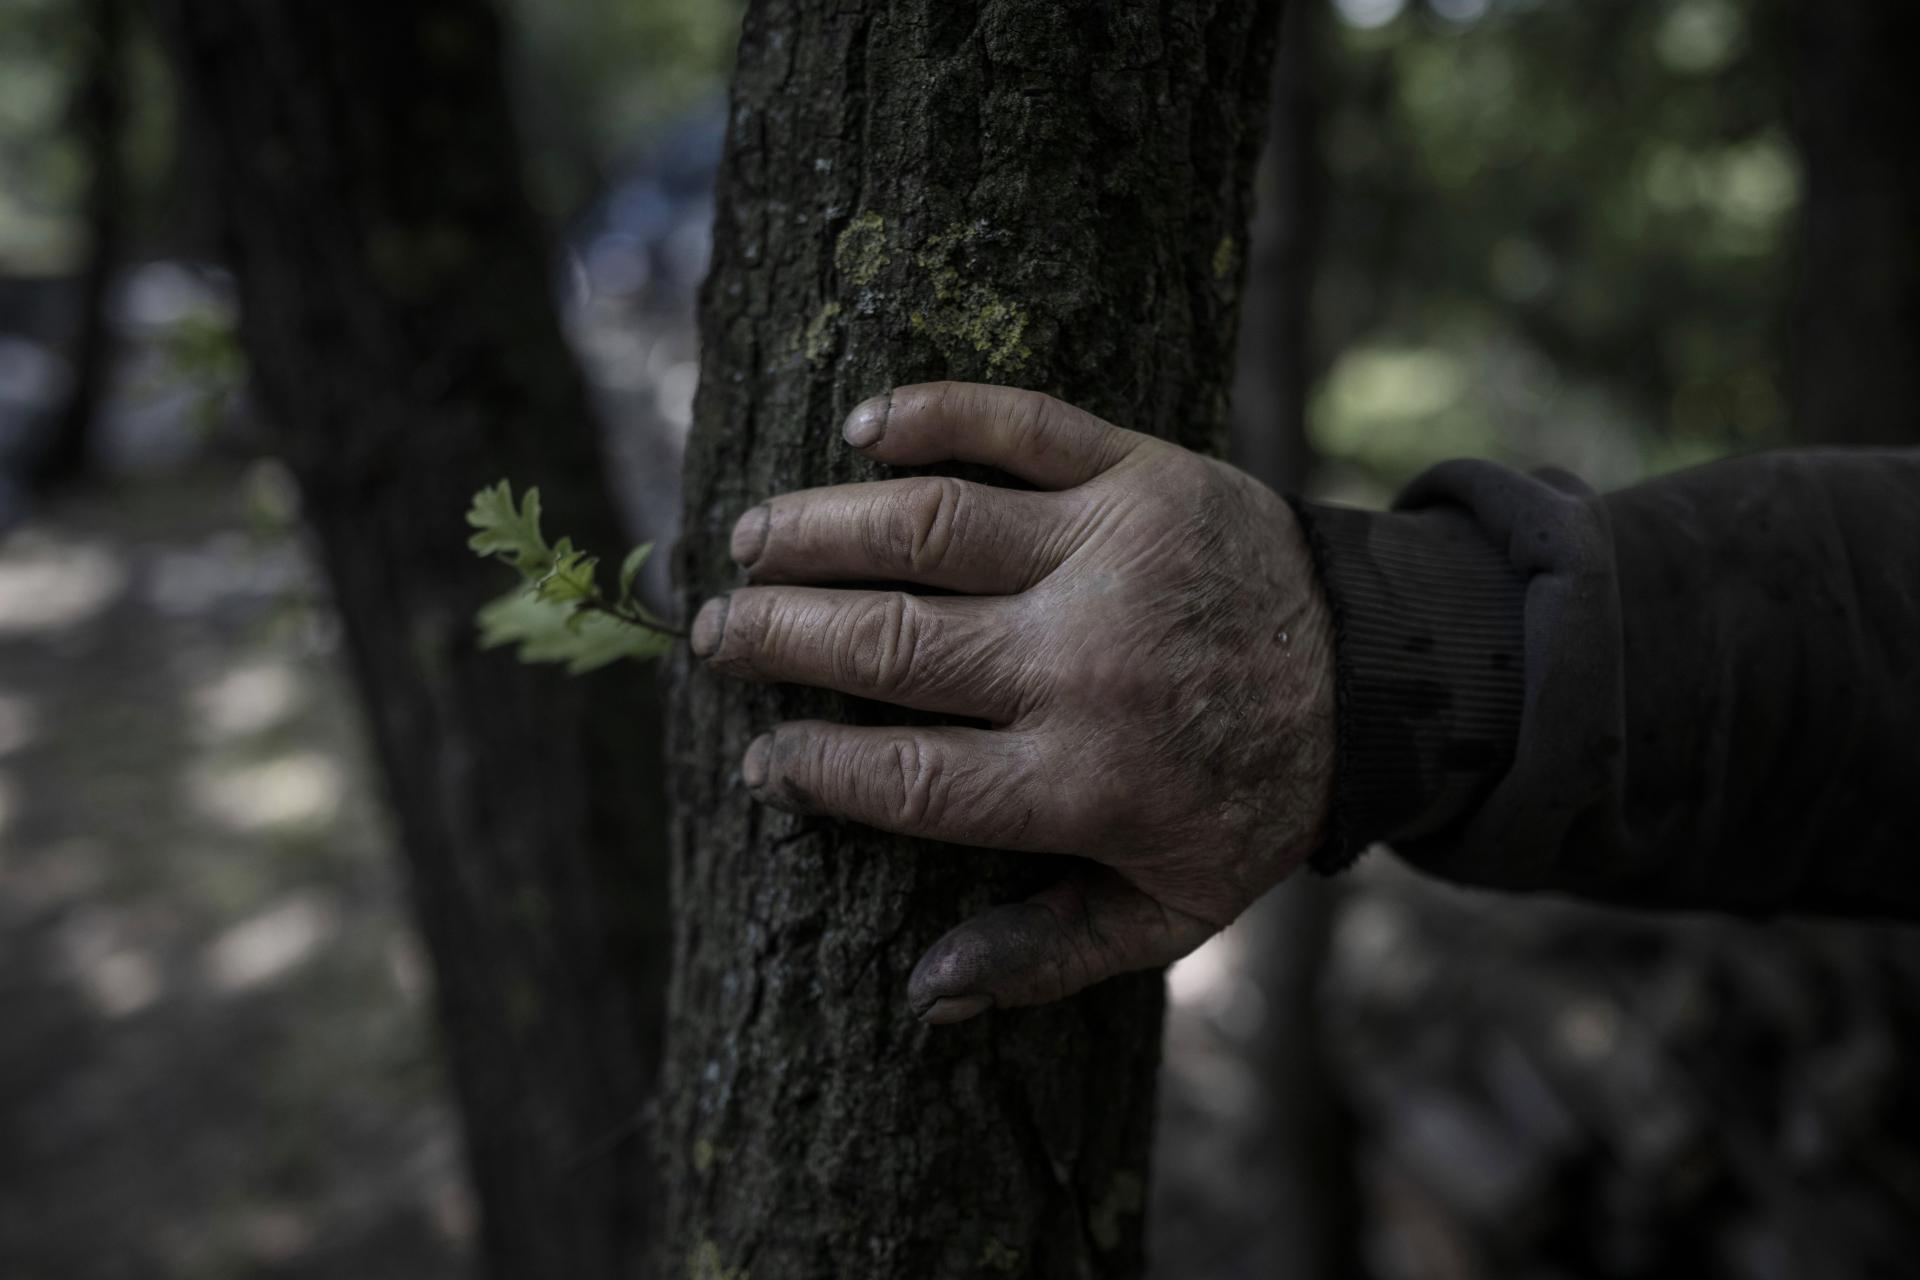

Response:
(1229, 0), (1319, 496)
(1787, 0), (1920, 446)
(663, 3), (1284, 1277)
(35, 0), (126, 488)
(151, 3), (670, 1277)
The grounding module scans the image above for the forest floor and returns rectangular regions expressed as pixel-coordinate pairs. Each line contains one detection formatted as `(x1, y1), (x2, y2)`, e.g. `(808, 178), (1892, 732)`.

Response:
(0, 465), (468, 1279)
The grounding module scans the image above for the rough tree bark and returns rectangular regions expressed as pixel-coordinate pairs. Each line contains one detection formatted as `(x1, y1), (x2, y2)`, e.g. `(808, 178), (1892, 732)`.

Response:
(664, 2), (1284, 1277)
(1787, 0), (1920, 446)
(151, 3), (669, 1277)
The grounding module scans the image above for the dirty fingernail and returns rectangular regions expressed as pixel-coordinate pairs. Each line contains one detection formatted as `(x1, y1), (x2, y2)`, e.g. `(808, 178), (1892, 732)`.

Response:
(730, 505), (770, 567)
(843, 393), (890, 448)
(690, 596), (729, 657)
(920, 994), (994, 1025)
(742, 733), (771, 789)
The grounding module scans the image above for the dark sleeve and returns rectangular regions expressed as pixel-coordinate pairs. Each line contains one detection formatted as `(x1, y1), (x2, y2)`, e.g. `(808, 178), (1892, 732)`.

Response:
(1289, 449), (1920, 919)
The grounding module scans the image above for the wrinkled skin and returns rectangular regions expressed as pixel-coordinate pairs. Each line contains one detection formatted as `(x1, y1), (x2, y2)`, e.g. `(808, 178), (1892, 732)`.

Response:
(691, 382), (1337, 1024)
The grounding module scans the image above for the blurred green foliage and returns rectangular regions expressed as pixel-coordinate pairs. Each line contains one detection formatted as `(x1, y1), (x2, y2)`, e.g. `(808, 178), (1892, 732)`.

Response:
(1312, 0), (1795, 492)
(1, 0), (1796, 497)
(504, 0), (744, 217)
(0, 0), (88, 267)
(0, 0), (174, 271)
(151, 304), (245, 433)
(0, 0), (739, 269)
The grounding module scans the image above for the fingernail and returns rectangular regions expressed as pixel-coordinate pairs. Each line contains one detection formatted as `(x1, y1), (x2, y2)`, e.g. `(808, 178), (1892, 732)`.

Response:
(920, 994), (994, 1025)
(843, 392), (890, 448)
(730, 505), (770, 567)
(742, 733), (771, 789)
(690, 596), (729, 657)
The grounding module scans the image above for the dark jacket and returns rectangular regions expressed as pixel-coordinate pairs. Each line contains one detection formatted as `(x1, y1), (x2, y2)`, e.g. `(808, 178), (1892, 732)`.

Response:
(1291, 450), (1920, 917)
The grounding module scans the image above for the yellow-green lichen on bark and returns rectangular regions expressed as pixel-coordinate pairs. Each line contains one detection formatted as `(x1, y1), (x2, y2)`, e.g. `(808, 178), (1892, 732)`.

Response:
(910, 222), (1032, 377)
(691, 1137), (717, 1175)
(1212, 233), (1239, 282)
(798, 300), (843, 364)
(833, 211), (891, 287)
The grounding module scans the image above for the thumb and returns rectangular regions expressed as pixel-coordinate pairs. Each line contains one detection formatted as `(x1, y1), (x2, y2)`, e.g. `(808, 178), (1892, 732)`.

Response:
(907, 867), (1217, 1025)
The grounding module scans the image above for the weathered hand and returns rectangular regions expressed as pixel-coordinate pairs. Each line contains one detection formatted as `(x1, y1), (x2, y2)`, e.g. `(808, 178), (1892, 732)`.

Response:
(691, 382), (1336, 1024)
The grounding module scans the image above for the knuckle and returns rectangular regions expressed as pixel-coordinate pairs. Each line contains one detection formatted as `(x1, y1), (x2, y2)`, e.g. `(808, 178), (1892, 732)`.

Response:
(845, 591), (923, 696)
(753, 592), (805, 667)
(894, 476), (966, 575)
(889, 736), (947, 828)
(814, 732), (856, 803)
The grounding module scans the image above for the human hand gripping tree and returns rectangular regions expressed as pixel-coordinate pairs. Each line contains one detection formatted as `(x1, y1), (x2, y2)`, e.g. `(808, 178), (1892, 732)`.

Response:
(471, 379), (1338, 1021)
(691, 382), (1337, 1021)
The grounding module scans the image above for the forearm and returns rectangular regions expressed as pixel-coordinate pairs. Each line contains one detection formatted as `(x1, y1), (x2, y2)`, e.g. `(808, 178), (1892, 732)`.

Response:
(1296, 449), (1920, 917)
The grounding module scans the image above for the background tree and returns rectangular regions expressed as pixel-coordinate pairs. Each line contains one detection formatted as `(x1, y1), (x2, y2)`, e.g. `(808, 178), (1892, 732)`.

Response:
(662, 2), (1285, 1275)
(1223, 9), (1365, 1275)
(31, 0), (123, 487)
(149, 2), (669, 1276)
(1149, 4), (1361, 1276)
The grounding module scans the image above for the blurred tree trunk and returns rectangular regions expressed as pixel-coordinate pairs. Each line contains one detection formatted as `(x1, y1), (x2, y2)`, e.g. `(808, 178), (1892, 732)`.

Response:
(150, 2), (669, 1277)
(1788, 0), (1920, 445)
(36, 0), (126, 487)
(663, 2), (1284, 1276)
(1231, 0), (1319, 495)
(1224, 3), (1361, 1274)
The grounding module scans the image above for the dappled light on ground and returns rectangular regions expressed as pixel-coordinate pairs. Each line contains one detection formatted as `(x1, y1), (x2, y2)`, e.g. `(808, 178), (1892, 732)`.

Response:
(0, 532), (125, 634)
(52, 901), (168, 1018)
(190, 661), (302, 742)
(188, 750), (345, 834)
(0, 470), (467, 1278)
(202, 890), (342, 993)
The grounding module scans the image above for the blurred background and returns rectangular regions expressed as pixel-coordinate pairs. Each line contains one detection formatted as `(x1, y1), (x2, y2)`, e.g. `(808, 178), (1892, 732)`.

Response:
(1, 0), (1915, 1276)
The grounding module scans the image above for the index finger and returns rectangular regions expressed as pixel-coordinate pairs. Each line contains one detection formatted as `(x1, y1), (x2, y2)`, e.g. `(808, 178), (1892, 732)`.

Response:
(843, 382), (1148, 490)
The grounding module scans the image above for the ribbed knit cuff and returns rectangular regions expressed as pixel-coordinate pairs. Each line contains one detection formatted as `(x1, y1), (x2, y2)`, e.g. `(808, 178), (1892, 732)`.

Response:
(1288, 498), (1527, 872)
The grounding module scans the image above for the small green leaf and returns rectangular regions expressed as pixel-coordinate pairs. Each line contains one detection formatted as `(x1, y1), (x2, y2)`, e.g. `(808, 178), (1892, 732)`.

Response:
(467, 481), (675, 673)
(535, 538), (600, 606)
(617, 543), (654, 605)
(477, 590), (672, 674)
(466, 481), (551, 576)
